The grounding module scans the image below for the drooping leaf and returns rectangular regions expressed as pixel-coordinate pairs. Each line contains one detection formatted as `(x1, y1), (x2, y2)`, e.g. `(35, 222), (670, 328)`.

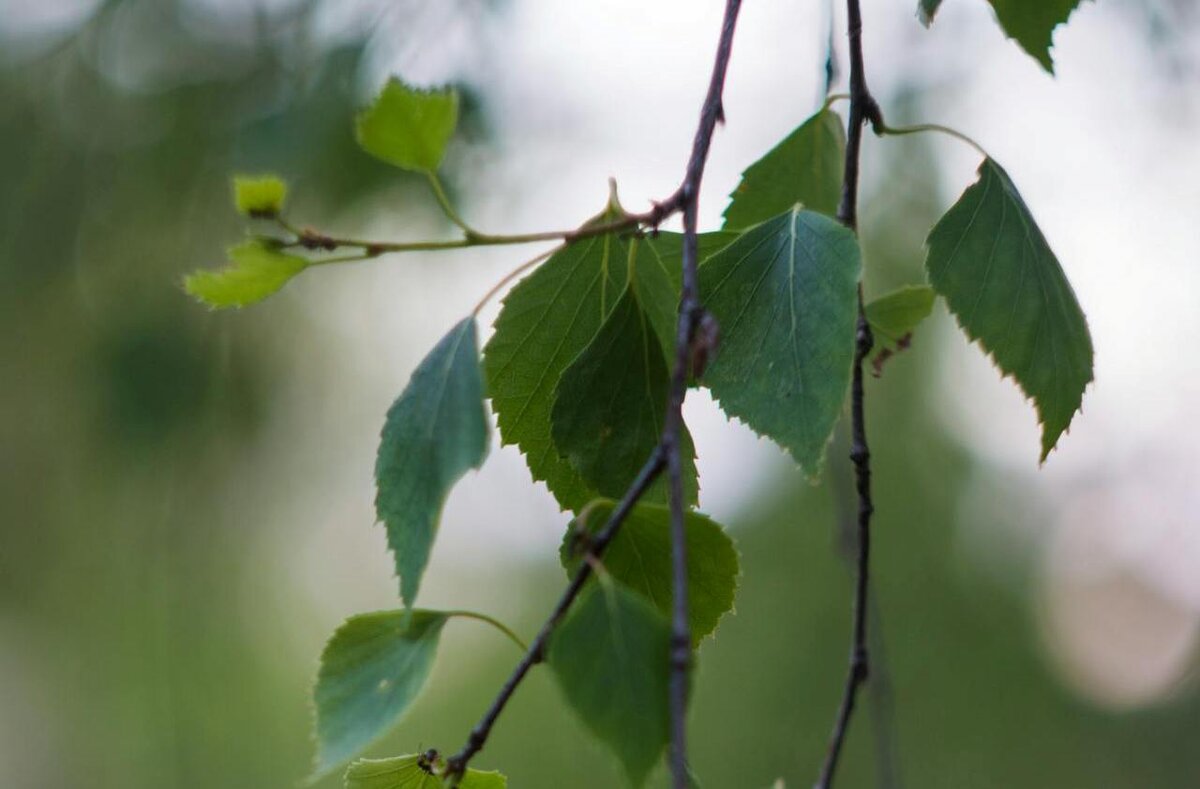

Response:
(548, 580), (672, 787)
(356, 78), (459, 172)
(232, 174), (287, 217)
(864, 285), (936, 375)
(313, 611), (448, 777)
(183, 239), (308, 309)
(723, 108), (845, 228)
(561, 501), (738, 644)
(550, 285), (698, 507)
(987, 0), (1088, 73)
(925, 158), (1093, 460)
(699, 207), (861, 475)
(344, 755), (506, 789)
(376, 318), (489, 605)
(917, 0), (943, 27)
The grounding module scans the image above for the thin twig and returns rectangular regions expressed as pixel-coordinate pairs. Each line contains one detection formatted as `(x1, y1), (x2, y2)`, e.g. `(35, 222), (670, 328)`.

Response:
(663, 2), (743, 786)
(442, 450), (666, 783)
(275, 199), (675, 259)
(442, 3), (744, 782)
(815, 0), (878, 786)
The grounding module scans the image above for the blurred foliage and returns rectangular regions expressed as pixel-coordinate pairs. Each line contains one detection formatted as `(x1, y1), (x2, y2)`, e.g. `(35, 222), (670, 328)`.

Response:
(0, 2), (1197, 788)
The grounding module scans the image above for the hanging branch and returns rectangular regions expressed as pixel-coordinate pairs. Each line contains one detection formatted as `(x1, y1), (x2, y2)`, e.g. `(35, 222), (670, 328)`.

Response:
(663, 2), (743, 784)
(816, 0), (882, 786)
(442, 1), (745, 784)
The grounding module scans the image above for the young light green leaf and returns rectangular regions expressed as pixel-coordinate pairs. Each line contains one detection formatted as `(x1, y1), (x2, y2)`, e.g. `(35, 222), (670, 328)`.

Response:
(987, 0), (1088, 73)
(344, 755), (506, 789)
(561, 501), (738, 644)
(548, 580), (672, 787)
(183, 239), (308, 309)
(376, 318), (489, 605)
(314, 611), (448, 777)
(864, 285), (936, 374)
(550, 285), (698, 508)
(356, 77), (459, 173)
(232, 174), (287, 217)
(699, 208), (861, 475)
(917, 0), (943, 27)
(925, 158), (1093, 460)
(723, 108), (845, 228)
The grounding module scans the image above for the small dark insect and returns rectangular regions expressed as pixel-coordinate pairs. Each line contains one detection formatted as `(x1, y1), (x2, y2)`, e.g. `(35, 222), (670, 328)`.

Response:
(417, 748), (440, 774)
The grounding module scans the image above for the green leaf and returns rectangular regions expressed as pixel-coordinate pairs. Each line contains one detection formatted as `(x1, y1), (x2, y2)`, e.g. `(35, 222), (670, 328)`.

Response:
(864, 285), (936, 374)
(548, 580), (671, 787)
(344, 755), (506, 789)
(183, 239), (308, 309)
(987, 0), (1088, 73)
(484, 212), (704, 512)
(232, 174), (287, 217)
(356, 78), (459, 172)
(561, 501), (738, 644)
(314, 611), (448, 777)
(376, 318), (489, 605)
(925, 159), (1093, 460)
(550, 284), (698, 507)
(723, 108), (845, 228)
(699, 207), (861, 475)
(917, 0), (943, 26)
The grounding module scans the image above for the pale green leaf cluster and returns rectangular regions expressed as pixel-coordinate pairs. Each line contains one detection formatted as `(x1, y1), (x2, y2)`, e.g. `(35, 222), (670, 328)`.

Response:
(375, 318), (489, 605)
(232, 174), (287, 217)
(345, 755), (506, 788)
(356, 78), (459, 173)
(562, 501), (739, 644)
(183, 239), (308, 309)
(313, 611), (448, 778)
(700, 208), (862, 475)
(925, 158), (1093, 460)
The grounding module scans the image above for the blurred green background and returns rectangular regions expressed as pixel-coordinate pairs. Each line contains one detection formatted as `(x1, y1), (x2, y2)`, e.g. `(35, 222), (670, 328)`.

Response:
(2, 1), (1198, 787)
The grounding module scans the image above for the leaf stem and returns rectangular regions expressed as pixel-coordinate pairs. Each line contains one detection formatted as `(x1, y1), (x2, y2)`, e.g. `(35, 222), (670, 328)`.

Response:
(444, 611), (529, 653)
(273, 208), (660, 262)
(425, 171), (477, 235)
(470, 246), (561, 316)
(877, 121), (989, 158)
(816, 0), (878, 785)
